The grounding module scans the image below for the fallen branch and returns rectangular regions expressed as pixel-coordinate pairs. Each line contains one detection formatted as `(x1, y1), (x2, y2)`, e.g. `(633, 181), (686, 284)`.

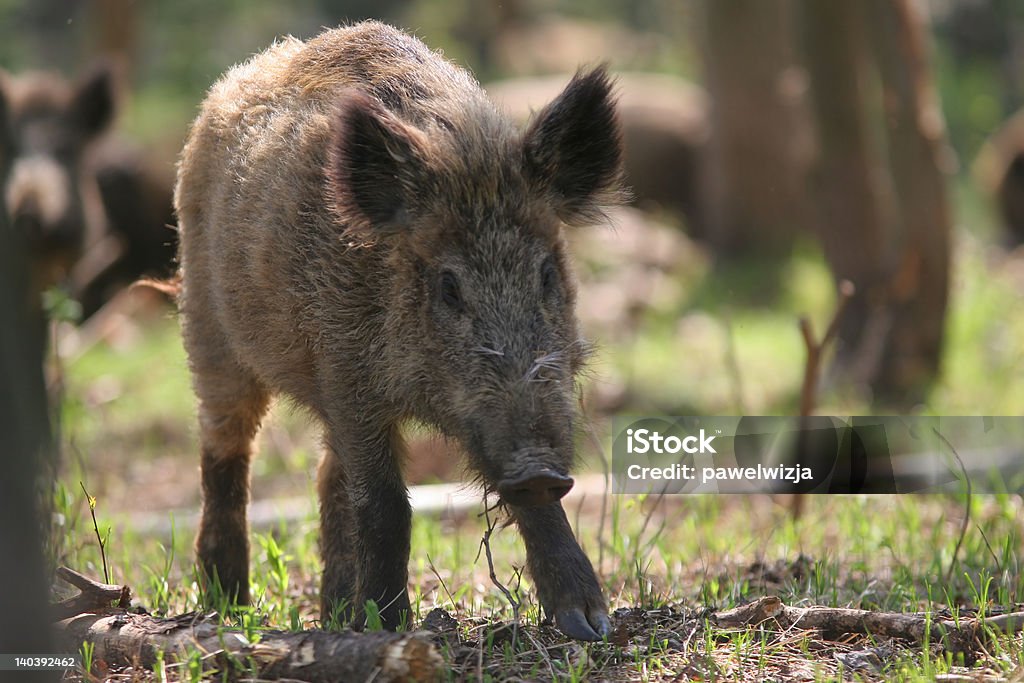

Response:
(56, 610), (441, 682)
(713, 595), (1024, 653)
(50, 568), (442, 682)
(51, 566), (130, 621)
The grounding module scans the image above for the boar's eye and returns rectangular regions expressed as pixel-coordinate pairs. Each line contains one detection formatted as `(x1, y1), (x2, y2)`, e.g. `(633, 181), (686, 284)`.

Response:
(541, 256), (560, 296)
(439, 270), (463, 311)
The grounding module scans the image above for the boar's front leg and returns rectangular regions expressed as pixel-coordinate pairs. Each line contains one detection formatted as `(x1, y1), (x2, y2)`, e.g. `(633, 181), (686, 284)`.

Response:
(318, 445), (357, 626)
(512, 502), (610, 641)
(321, 421), (412, 631)
(192, 358), (269, 606)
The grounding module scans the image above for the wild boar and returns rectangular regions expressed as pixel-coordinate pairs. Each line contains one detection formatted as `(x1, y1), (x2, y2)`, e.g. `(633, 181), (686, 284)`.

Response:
(79, 142), (177, 317)
(0, 65), (177, 320)
(0, 66), (114, 299)
(175, 21), (624, 641)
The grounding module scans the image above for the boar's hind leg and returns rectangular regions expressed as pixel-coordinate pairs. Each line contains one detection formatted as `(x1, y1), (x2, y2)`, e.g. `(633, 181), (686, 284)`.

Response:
(512, 502), (611, 641)
(321, 423), (411, 631)
(190, 342), (269, 607)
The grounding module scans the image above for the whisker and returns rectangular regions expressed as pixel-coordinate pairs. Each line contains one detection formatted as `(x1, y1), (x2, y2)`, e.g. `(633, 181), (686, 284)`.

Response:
(525, 350), (566, 382)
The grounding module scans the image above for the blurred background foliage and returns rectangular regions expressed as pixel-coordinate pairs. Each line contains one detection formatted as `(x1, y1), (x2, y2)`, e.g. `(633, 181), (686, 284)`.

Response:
(0, 0), (1019, 170)
(0, 0), (698, 152)
(1, 0), (1023, 511)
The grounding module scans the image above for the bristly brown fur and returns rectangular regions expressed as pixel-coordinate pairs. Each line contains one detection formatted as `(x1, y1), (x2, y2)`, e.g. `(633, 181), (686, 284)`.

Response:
(175, 20), (623, 640)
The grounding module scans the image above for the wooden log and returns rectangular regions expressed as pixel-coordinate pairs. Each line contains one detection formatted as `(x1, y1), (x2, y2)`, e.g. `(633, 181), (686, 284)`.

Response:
(55, 609), (442, 682)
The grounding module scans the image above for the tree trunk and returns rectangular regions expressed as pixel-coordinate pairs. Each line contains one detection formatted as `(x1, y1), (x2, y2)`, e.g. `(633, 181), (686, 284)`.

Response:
(91, 0), (140, 80)
(868, 0), (953, 400)
(701, 0), (812, 262)
(0, 144), (56, 677)
(800, 0), (952, 402)
(800, 0), (891, 385)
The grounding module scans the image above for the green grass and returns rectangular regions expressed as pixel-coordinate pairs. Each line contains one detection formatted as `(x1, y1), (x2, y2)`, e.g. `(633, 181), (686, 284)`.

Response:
(930, 235), (1024, 414)
(60, 314), (192, 454)
(50, 479), (1024, 680)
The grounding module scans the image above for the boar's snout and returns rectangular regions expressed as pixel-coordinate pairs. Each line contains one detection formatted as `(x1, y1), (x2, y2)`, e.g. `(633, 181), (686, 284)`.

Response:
(497, 449), (574, 506)
(498, 471), (574, 506)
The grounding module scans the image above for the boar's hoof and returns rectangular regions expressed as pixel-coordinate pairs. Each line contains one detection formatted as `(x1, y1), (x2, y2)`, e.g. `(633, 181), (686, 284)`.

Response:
(498, 470), (573, 506)
(555, 606), (611, 642)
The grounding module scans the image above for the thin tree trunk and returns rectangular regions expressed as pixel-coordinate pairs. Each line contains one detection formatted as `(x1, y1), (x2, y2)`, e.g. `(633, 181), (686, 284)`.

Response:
(0, 150), (56, 678)
(800, 0), (952, 402)
(800, 0), (893, 390)
(868, 0), (953, 400)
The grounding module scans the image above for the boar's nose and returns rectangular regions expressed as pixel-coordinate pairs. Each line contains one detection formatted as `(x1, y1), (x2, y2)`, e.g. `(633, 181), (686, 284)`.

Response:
(497, 470), (574, 507)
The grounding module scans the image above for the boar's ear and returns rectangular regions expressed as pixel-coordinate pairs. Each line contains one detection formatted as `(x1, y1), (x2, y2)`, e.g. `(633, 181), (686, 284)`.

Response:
(72, 63), (116, 138)
(326, 91), (430, 238)
(522, 66), (626, 226)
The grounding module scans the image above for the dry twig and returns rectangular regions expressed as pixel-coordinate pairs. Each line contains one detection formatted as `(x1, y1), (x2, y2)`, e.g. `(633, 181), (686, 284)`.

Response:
(798, 279), (855, 417)
(476, 500), (521, 649)
(792, 279), (855, 518)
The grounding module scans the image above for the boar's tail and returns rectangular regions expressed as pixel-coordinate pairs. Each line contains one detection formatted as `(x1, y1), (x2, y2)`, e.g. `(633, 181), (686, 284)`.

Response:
(132, 272), (182, 299)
